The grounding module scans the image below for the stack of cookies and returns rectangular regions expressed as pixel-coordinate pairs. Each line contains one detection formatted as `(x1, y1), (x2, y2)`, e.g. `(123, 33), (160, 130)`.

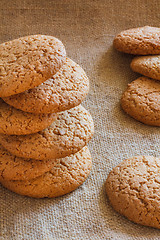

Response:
(0, 35), (94, 198)
(114, 26), (160, 126)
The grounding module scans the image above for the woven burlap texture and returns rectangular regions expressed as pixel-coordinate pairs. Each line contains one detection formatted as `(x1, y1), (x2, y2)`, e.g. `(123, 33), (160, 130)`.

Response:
(1, 0), (160, 239)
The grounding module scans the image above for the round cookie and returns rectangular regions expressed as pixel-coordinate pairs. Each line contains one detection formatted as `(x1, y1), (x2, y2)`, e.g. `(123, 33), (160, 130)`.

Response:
(121, 77), (160, 126)
(0, 99), (58, 135)
(0, 144), (56, 181)
(106, 155), (160, 229)
(114, 26), (160, 55)
(0, 35), (66, 97)
(0, 146), (92, 198)
(0, 105), (94, 160)
(131, 55), (160, 80)
(3, 58), (89, 114)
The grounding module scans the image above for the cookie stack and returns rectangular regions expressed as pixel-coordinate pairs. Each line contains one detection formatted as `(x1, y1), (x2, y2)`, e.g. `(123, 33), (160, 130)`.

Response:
(114, 26), (160, 126)
(0, 35), (94, 198)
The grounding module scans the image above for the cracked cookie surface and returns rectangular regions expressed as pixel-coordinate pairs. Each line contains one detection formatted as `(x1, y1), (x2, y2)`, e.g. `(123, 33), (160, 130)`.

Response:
(0, 146), (92, 198)
(0, 144), (56, 181)
(0, 105), (94, 160)
(114, 26), (160, 55)
(0, 35), (66, 97)
(121, 77), (160, 126)
(106, 155), (160, 229)
(0, 99), (57, 135)
(3, 58), (89, 114)
(131, 55), (160, 80)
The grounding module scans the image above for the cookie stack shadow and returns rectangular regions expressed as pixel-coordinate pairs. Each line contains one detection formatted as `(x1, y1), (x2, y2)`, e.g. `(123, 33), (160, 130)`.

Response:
(0, 35), (94, 198)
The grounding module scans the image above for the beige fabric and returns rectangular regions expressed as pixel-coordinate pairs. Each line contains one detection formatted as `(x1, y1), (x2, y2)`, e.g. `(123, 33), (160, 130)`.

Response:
(1, 0), (160, 239)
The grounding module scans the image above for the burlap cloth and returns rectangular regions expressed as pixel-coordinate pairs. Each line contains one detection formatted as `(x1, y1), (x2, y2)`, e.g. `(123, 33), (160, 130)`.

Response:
(1, 0), (160, 239)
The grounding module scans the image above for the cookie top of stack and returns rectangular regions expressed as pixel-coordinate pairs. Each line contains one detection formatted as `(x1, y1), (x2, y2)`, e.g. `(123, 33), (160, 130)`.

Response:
(114, 26), (160, 55)
(0, 35), (66, 97)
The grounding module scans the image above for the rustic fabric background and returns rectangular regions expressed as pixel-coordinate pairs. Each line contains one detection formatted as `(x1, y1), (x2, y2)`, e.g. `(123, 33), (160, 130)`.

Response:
(1, 0), (160, 239)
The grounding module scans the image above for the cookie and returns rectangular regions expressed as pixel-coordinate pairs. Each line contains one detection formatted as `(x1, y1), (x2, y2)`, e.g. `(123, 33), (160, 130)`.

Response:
(0, 146), (92, 198)
(121, 77), (160, 126)
(114, 26), (160, 55)
(0, 144), (56, 181)
(3, 58), (89, 114)
(131, 55), (160, 80)
(0, 35), (66, 97)
(106, 155), (160, 229)
(0, 105), (94, 160)
(0, 99), (57, 135)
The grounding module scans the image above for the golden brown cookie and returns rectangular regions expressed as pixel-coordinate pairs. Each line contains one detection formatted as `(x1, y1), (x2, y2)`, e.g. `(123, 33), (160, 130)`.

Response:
(106, 155), (160, 229)
(121, 77), (160, 126)
(0, 99), (57, 135)
(3, 58), (89, 114)
(0, 105), (94, 160)
(0, 144), (56, 181)
(114, 26), (160, 55)
(0, 35), (66, 97)
(131, 55), (160, 80)
(0, 146), (92, 198)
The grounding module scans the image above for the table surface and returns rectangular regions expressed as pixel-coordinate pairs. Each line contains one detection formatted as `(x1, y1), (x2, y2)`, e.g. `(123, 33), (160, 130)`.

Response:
(1, 1), (160, 239)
